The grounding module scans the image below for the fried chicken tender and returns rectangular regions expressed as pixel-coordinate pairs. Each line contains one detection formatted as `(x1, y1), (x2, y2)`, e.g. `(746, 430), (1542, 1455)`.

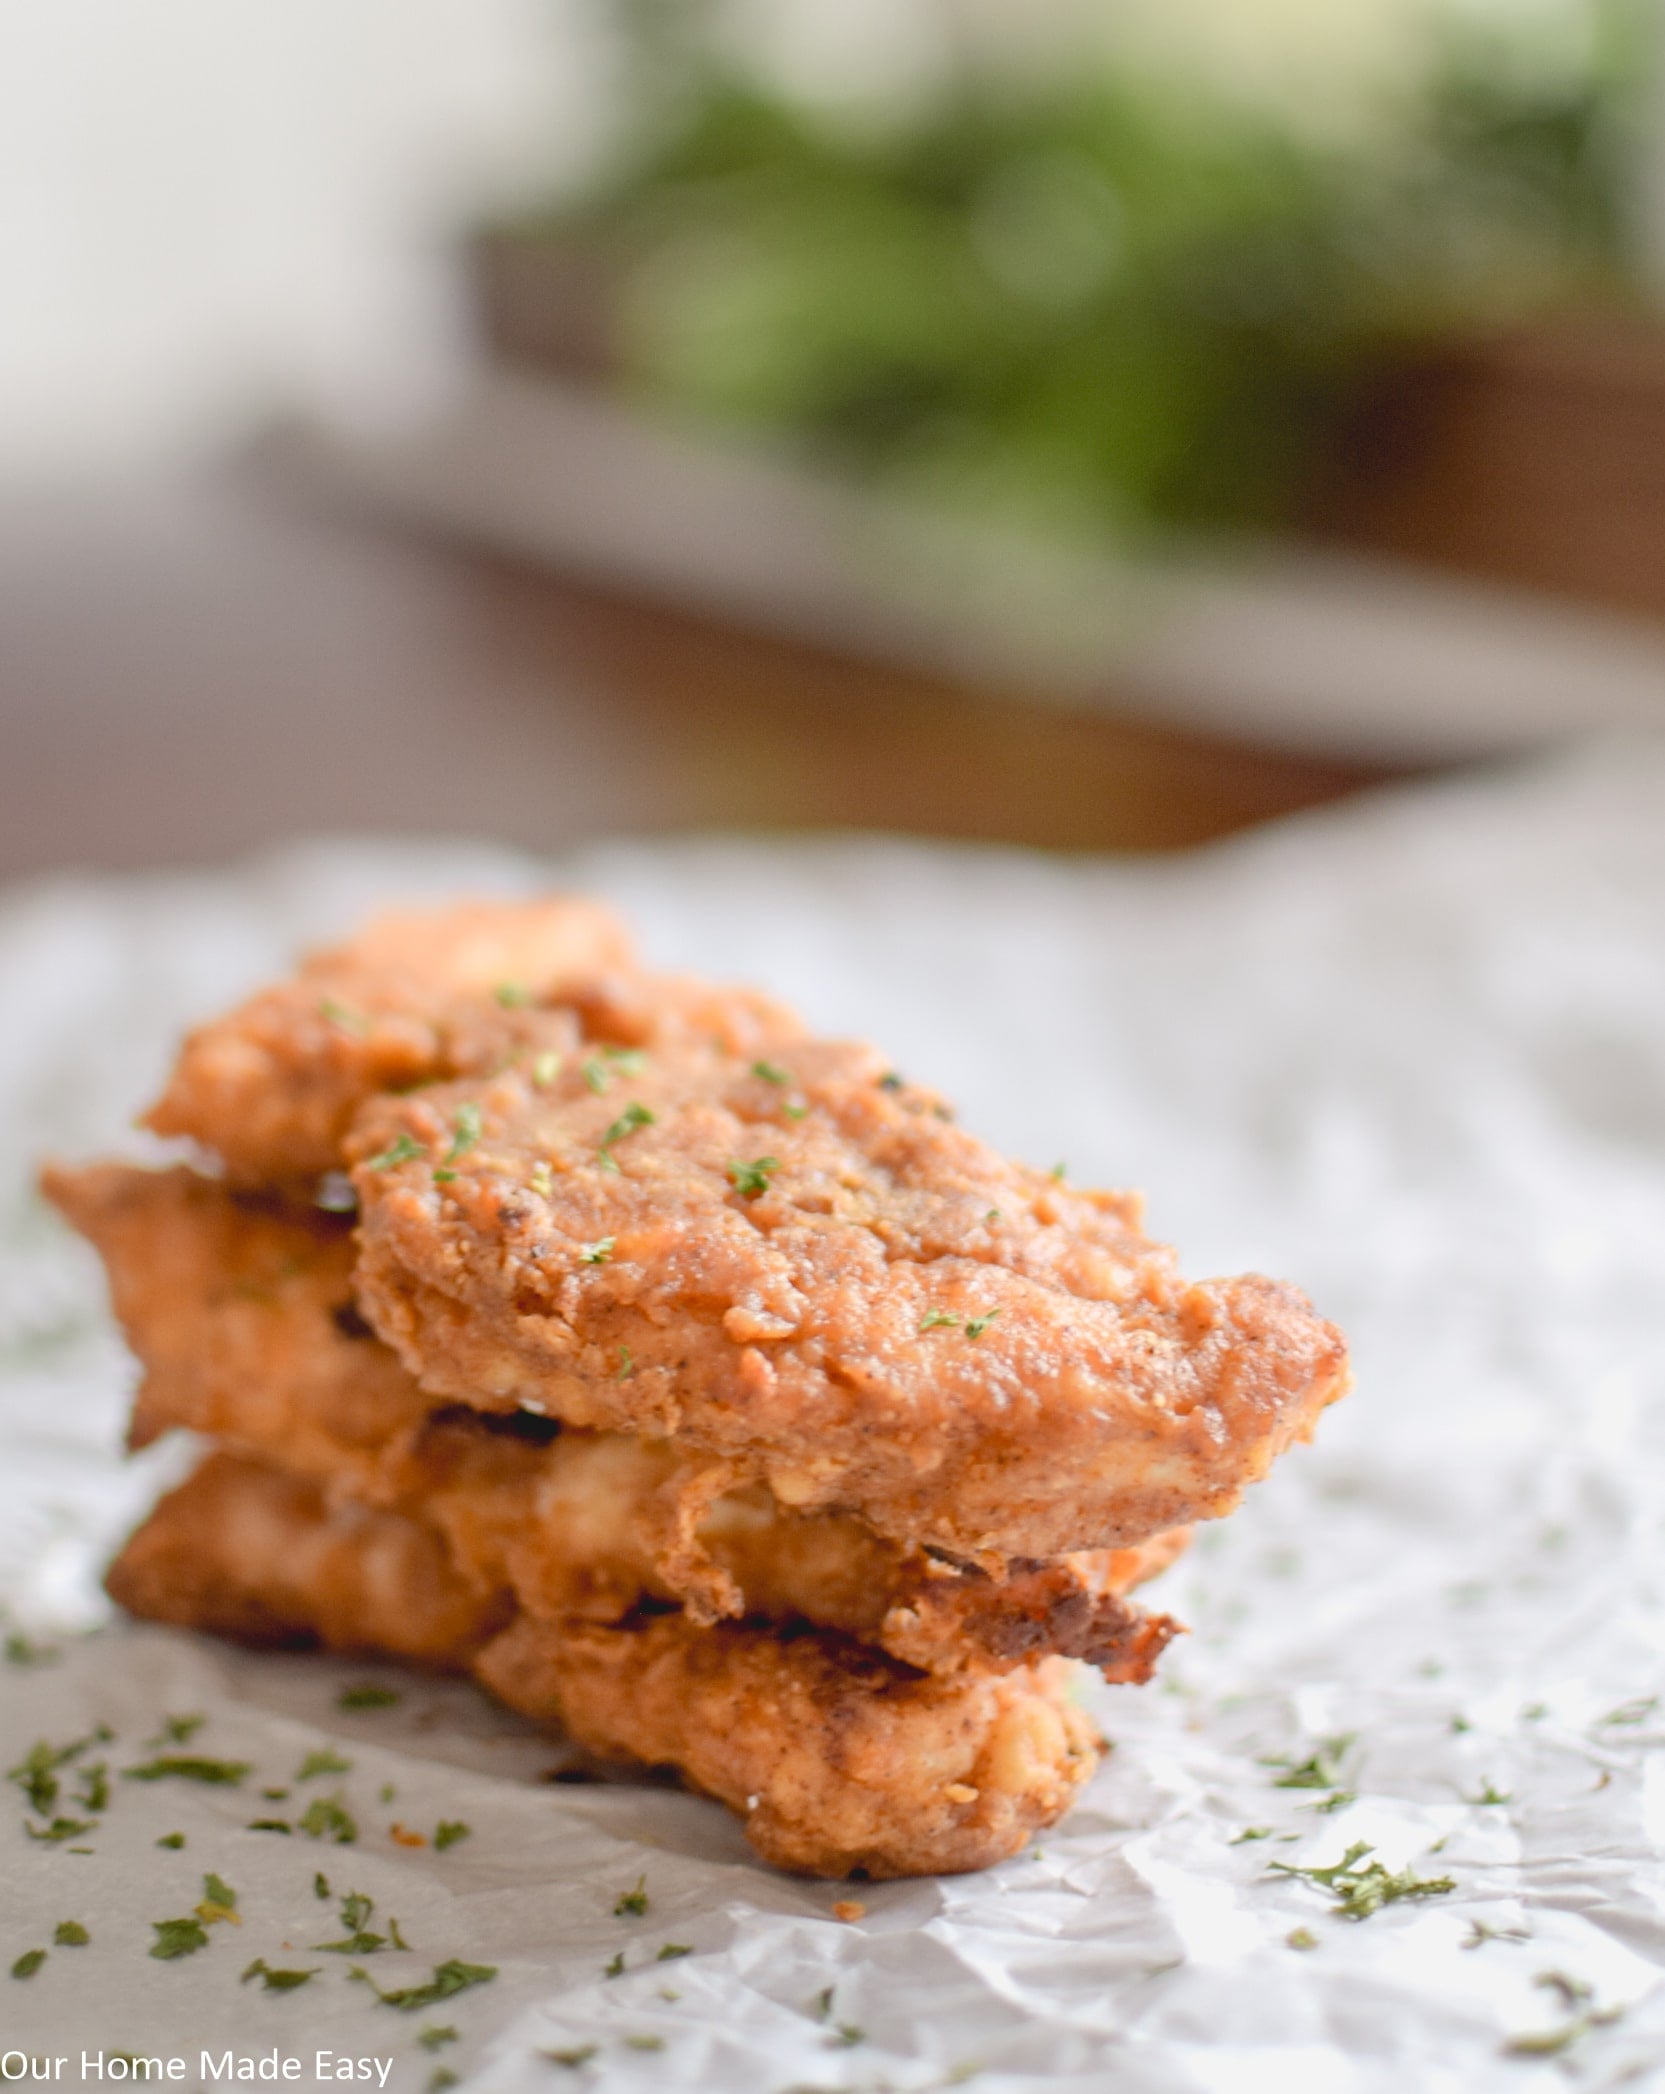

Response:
(105, 1451), (507, 1665)
(349, 1035), (1349, 1562)
(49, 1159), (1185, 1678)
(142, 897), (635, 1184)
(110, 1452), (1099, 1878)
(476, 1614), (1101, 1879)
(41, 1161), (430, 1492)
(417, 1421), (1181, 1682)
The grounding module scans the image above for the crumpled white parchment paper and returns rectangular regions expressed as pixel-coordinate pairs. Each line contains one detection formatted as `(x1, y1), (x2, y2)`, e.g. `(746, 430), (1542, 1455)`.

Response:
(4, 737), (1665, 2093)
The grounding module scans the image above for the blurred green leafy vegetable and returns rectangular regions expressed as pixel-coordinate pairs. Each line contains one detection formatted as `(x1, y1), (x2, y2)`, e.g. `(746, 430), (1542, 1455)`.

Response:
(511, 0), (1649, 538)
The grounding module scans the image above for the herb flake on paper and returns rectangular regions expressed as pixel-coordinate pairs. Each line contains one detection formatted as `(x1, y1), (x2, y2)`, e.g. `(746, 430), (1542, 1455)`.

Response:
(1268, 1841), (1455, 1921)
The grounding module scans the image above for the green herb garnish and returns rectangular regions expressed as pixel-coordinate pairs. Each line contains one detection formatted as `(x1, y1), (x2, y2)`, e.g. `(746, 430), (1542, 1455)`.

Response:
(149, 1917), (210, 1961)
(241, 1959), (318, 1992)
(532, 1051), (563, 1087)
(598, 1101), (655, 1163)
(1267, 1735), (1354, 1791)
(418, 2027), (458, 2052)
(433, 1821), (471, 1851)
(545, 2047), (599, 2069)
(625, 2035), (666, 2052)
(1268, 1840), (1455, 1920)
(614, 1876), (649, 1918)
(751, 1061), (789, 1084)
(1504, 1972), (1625, 2056)
(296, 1749), (352, 1782)
(197, 1873), (238, 1922)
(656, 1943), (692, 1961)
(9, 1730), (108, 1813)
(24, 1818), (96, 1844)
(10, 1949), (45, 1979)
(298, 1795), (357, 1844)
(726, 1156), (779, 1199)
(579, 1237), (615, 1266)
(124, 1755), (250, 1787)
(246, 1820), (291, 1834)
(349, 1959), (496, 2011)
(963, 1309), (1000, 1340)
(149, 1713), (206, 1747)
(1463, 1919), (1530, 1950)
(156, 1832), (186, 1850)
(4, 1633), (58, 1668)
(1287, 1927), (1318, 1951)
(445, 1103), (482, 1164)
(337, 1683), (400, 1709)
(603, 1951), (625, 1979)
(53, 1921), (89, 1946)
(365, 1133), (424, 1172)
(1596, 1696), (1658, 1727)
(531, 1161), (554, 1197)
(920, 1310), (961, 1332)
(320, 998), (368, 1035)
(615, 1346), (635, 1380)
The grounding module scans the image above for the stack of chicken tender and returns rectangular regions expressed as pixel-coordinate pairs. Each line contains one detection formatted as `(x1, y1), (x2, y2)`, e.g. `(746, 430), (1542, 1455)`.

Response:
(45, 899), (1348, 1879)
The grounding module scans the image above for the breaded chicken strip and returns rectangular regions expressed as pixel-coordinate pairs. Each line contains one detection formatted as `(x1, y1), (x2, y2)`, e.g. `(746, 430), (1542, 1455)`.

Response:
(41, 1161), (431, 1493)
(349, 1035), (1349, 1562)
(50, 1160), (1184, 1678)
(142, 897), (635, 1184)
(108, 1454), (1099, 1877)
(477, 1613), (1100, 1878)
(415, 1419), (1181, 1682)
(105, 1451), (507, 1665)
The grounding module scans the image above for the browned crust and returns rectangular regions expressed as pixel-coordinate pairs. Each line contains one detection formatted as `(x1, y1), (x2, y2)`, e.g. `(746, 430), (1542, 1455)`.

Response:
(40, 1160), (431, 1490)
(475, 1612), (1100, 1878)
(140, 897), (635, 1183)
(104, 1451), (509, 1666)
(107, 1451), (1101, 1878)
(349, 1038), (1350, 1560)
(53, 1160), (1187, 1677)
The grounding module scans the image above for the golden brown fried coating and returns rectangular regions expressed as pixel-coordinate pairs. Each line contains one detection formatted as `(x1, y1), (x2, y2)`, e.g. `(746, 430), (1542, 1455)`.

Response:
(110, 1452), (1100, 1877)
(476, 1613), (1099, 1878)
(440, 1424), (1180, 1683)
(142, 897), (634, 1183)
(53, 1161), (1184, 1678)
(41, 1161), (431, 1492)
(105, 1451), (507, 1665)
(350, 1035), (1349, 1562)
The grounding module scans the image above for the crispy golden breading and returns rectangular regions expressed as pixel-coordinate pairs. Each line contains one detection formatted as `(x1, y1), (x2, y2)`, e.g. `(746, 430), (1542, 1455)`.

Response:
(349, 1035), (1349, 1561)
(41, 1161), (430, 1490)
(477, 1612), (1100, 1879)
(53, 1160), (1185, 1677)
(109, 1453), (1101, 1877)
(105, 1451), (507, 1665)
(142, 897), (635, 1183)
(418, 1420), (1181, 1682)
(63, 896), (1352, 1879)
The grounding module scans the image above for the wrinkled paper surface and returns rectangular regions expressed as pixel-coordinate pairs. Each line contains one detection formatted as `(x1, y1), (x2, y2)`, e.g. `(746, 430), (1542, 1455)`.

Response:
(4, 741), (1665, 2091)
